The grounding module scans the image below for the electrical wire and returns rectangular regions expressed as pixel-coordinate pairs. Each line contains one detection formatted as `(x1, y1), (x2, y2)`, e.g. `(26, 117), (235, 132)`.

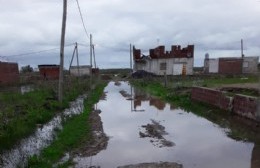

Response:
(2, 43), (75, 58)
(75, 0), (90, 39)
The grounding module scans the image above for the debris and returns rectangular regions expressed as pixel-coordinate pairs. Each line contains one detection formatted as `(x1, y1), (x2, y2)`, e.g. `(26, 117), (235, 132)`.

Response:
(139, 119), (175, 147)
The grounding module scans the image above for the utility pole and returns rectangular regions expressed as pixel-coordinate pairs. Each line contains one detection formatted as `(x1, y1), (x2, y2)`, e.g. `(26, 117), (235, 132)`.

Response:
(69, 43), (77, 72)
(76, 42), (80, 76)
(130, 43), (132, 73)
(93, 45), (96, 69)
(241, 39), (244, 58)
(90, 34), (93, 68)
(58, 0), (67, 102)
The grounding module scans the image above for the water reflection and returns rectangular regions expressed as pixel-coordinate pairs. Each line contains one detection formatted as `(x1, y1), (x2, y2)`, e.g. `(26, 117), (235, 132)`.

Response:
(73, 81), (259, 168)
(0, 95), (86, 167)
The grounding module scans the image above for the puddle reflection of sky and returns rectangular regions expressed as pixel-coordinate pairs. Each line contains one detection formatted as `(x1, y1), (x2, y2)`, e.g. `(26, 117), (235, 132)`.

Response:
(74, 81), (254, 168)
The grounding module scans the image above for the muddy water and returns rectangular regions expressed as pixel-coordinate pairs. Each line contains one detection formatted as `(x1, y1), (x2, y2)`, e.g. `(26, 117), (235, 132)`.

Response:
(0, 94), (86, 167)
(74, 81), (259, 168)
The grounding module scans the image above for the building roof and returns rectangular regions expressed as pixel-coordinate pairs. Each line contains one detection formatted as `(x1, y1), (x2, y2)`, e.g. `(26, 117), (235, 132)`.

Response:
(133, 45), (194, 61)
(38, 64), (59, 68)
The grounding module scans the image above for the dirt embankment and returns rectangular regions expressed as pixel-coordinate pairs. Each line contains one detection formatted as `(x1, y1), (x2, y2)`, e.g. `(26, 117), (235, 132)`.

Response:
(73, 109), (109, 157)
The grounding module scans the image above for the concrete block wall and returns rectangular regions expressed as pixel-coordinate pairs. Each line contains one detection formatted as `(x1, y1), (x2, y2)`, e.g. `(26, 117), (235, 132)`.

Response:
(191, 87), (232, 111)
(233, 94), (258, 121)
(191, 87), (259, 122)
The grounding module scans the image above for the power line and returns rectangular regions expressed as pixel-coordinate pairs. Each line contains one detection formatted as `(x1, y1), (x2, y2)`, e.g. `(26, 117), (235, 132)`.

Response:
(75, 0), (90, 39)
(2, 44), (74, 58)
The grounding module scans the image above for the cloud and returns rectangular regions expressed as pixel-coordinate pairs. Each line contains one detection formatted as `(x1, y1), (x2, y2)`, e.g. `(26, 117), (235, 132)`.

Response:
(0, 0), (259, 68)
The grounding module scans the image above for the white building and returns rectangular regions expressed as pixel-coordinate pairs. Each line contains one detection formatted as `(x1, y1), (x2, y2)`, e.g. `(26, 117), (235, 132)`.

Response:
(133, 45), (194, 76)
(69, 65), (91, 76)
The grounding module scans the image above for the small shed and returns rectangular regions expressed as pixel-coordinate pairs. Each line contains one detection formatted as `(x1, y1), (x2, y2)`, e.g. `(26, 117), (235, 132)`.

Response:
(70, 65), (91, 76)
(38, 64), (59, 80)
(0, 61), (19, 85)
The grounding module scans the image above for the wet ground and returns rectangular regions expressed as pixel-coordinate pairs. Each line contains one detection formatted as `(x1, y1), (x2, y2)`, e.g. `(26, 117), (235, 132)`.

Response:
(0, 94), (86, 167)
(72, 81), (260, 168)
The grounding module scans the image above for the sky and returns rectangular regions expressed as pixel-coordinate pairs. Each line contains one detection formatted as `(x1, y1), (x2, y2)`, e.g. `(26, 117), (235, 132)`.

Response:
(0, 0), (259, 69)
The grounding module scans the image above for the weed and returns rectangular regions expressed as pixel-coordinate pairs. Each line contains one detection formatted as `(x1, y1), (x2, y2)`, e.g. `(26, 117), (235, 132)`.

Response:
(26, 82), (107, 168)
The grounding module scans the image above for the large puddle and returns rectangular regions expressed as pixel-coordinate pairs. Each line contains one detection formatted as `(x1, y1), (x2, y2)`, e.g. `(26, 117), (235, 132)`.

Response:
(74, 81), (259, 168)
(0, 94), (86, 167)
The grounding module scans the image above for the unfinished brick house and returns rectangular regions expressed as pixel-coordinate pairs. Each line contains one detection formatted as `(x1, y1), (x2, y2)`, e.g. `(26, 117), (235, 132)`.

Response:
(0, 61), (19, 85)
(133, 45), (194, 75)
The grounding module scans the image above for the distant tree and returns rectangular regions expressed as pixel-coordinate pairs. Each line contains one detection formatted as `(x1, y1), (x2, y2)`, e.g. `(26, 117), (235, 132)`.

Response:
(21, 65), (33, 73)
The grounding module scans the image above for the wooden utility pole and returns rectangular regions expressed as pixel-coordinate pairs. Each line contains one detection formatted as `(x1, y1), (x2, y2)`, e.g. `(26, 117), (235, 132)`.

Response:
(90, 34), (93, 68)
(93, 45), (96, 69)
(69, 43), (77, 71)
(130, 43), (132, 72)
(75, 42), (80, 76)
(241, 39), (244, 58)
(58, 0), (67, 102)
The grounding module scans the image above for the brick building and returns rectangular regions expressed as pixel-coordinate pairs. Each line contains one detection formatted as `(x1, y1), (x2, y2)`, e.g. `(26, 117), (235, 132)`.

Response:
(204, 55), (259, 74)
(38, 64), (60, 80)
(0, 61), (19, 85)
(133, 45), (194, 75)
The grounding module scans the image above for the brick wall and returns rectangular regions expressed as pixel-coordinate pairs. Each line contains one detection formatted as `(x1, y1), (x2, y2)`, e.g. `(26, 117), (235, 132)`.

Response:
(38, 65), (59, 80)
(0, 62), (19, 85)
(191, 87), (259, 122)
(219, 58), (243, 74)
(191, 87), (232, 111)
(233, 94), (258, 121)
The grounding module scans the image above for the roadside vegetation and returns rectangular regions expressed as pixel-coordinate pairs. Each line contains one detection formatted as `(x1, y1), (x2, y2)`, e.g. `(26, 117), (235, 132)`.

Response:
(0, 77), (91, 151)
(27, 81), (107, 168)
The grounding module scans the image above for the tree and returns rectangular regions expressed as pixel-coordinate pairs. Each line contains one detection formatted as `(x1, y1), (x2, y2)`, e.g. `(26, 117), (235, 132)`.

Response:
(21, 65), (33, 73)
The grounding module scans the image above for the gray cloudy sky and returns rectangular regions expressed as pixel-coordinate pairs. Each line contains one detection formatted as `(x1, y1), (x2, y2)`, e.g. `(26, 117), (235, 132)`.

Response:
(0, 0), (259, 68)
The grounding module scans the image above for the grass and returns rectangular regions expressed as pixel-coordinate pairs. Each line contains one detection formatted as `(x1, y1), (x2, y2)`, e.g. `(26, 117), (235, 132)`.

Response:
(160, 75), (258, 88)
(0, 77), (91, 151)
(27, 82), (107, 168)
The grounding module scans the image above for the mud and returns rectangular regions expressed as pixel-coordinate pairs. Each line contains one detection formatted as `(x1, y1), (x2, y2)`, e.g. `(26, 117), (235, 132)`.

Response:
(72, 109), (109, 158)
(118, 162), (183, 168)
(100, 92), (108, 101)
(115, 81), (122, 86)
(119, 90), (131, 98)
(139, 120), (175, 148)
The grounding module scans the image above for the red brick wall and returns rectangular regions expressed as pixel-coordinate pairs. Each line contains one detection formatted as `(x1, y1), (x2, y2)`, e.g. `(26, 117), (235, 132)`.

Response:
(0, 62), (19, 85)
(191, 87), (259, 122)
(133, 46), (141, 60)
(38, 66), (59, 80)
(191, 87), (231, 111)
(219, 58), (243, 74)
(233, 94), (257, 121)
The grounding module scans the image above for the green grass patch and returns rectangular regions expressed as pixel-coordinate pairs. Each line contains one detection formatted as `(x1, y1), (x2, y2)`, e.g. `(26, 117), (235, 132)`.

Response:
(0, 78), (91, 151)
(27, 82), (107, 168)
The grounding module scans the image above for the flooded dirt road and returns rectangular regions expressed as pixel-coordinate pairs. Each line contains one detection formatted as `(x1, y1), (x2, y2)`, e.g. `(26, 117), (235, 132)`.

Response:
(73, 81), (259, 168)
